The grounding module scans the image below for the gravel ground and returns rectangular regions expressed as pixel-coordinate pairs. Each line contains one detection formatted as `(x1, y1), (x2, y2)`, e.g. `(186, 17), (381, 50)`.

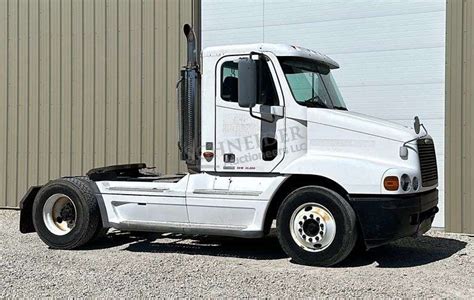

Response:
(0, 210), (473, 298)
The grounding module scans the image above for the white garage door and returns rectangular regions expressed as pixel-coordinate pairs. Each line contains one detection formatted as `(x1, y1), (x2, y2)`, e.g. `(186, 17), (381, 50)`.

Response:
(202, 0), (446, 227)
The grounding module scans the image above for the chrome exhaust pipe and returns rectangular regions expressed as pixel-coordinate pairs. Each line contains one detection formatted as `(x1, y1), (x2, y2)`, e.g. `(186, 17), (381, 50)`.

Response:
(183, 24), (198, 68)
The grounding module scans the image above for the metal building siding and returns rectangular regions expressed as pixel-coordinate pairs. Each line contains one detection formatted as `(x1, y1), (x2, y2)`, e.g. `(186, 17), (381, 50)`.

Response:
(446, 0), (474, 233)
(0, 0), (199, 208)
(464, 0), (474, 234)
(202, 0), (446, 228)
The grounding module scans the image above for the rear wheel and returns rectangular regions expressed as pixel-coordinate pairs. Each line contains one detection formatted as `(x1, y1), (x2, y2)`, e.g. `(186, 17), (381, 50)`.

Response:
(32, 177), (102, 249)
(277, 186), (357, 266)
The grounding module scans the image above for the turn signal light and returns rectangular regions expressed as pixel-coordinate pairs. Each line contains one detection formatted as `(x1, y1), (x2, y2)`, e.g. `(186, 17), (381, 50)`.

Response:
(384, 176), (399, 191)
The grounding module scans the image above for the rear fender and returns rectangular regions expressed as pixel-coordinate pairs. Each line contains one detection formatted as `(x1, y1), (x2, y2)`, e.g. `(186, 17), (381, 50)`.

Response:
(19, 186), (43, 233)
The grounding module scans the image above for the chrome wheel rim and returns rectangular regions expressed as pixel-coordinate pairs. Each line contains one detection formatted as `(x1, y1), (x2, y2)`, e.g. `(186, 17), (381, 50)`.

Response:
(289, 202), (336, 252)
(42, 193), (77, 236)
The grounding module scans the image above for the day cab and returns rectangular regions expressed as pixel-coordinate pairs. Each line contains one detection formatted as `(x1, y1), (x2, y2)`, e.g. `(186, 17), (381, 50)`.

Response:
(19, 25), (438, 266)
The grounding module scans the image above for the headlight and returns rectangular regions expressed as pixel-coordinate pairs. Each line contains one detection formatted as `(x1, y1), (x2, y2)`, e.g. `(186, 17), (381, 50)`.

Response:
(400, 174), (411, 191)
(412, 176), (419, 191)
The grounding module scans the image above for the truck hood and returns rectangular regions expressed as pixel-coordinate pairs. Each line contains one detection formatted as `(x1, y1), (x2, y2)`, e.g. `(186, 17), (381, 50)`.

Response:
(307, 109), (419, 142)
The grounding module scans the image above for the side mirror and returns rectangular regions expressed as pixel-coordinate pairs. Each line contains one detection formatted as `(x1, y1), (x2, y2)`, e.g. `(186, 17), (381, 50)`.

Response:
(238, 58), (257, 108)
(414, 116), (420, 134)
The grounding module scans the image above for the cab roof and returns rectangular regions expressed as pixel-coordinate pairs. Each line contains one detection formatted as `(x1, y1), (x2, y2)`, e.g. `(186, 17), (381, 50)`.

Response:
(202, 43), (339, 69)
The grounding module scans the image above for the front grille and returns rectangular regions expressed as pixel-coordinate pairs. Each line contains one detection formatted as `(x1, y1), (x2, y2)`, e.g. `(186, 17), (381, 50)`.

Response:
(417, 138), (438, 187)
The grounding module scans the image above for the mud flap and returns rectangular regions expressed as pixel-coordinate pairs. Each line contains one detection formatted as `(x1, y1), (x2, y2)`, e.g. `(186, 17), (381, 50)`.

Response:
(19, 185), (43, 233)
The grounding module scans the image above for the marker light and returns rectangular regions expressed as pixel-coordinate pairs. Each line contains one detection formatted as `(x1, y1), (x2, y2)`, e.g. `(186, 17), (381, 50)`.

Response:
(384, 176), (399, 191)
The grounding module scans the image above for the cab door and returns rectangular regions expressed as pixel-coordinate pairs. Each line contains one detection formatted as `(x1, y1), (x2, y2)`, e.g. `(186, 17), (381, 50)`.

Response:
(215, 55), (285, 172)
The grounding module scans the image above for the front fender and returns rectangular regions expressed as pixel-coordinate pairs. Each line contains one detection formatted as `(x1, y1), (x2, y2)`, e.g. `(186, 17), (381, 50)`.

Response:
(280, 155), (396, 194)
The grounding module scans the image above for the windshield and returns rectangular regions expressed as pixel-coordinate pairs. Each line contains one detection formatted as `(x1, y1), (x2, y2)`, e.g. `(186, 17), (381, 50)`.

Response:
(278, 57), (347, 110)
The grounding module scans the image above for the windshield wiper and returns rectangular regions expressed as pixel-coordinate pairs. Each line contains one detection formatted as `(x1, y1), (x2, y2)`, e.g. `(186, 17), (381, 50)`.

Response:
(303, 96), (329, 109)
(333, 106), (348, 111)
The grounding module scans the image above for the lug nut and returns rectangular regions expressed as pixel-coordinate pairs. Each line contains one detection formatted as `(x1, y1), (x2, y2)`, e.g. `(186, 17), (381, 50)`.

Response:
(320, 224), (324, 228)
(310, 214), (314, 219)
(316, 217), (320, 222)
(299, 221), (303, 226)
(302, 235), (306, 239)
(303, 216), (307, 220)
(315, 237), (319, 241)
(308, 238), (312, 242)
(320, 231), (324, 235)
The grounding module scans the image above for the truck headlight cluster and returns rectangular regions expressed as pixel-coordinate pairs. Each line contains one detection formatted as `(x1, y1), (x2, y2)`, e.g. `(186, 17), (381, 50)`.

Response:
(400, 174), (411, 191)
(384, 174), (419, 192)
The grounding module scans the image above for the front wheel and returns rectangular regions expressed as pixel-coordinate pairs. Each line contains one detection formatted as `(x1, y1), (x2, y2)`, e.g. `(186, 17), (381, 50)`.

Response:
(276, 186), (358, 266)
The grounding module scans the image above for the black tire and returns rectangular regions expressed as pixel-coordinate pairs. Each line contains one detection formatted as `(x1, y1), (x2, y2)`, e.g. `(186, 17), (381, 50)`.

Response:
(32, 177), (102, 249)
(276, 186), (358, 267)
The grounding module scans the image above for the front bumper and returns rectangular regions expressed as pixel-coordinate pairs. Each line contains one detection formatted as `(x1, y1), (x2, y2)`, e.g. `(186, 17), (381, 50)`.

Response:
(349, 189), (439, 248)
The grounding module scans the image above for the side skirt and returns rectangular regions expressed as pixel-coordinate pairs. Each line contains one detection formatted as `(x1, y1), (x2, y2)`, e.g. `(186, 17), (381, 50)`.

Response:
(110, 220), (264, 239)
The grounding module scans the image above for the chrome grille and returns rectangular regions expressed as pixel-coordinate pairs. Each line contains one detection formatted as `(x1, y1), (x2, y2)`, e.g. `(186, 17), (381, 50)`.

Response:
(417, 138), (438, 187)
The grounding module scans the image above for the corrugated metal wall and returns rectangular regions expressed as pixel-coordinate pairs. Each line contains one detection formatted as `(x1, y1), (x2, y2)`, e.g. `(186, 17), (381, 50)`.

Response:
(0, 0), (200, 208)
(446, 0), (474, 233)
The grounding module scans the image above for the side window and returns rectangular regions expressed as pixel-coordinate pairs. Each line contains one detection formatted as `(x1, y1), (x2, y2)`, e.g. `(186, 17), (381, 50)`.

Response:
(221, 59), (279, 105)
(221, 61), (239, 102)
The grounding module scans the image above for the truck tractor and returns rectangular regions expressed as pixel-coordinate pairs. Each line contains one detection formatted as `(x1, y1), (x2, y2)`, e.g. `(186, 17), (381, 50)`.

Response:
(19, 24), (439, 267)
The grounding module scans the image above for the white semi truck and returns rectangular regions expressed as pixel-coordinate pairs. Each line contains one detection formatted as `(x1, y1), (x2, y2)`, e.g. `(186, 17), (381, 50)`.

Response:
(19, 25), (439, 266)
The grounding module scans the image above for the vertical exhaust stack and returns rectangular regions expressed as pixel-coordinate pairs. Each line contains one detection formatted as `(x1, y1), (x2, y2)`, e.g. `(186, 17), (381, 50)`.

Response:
(178, 24), (200, 172)
(183, 24), (198, 68)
